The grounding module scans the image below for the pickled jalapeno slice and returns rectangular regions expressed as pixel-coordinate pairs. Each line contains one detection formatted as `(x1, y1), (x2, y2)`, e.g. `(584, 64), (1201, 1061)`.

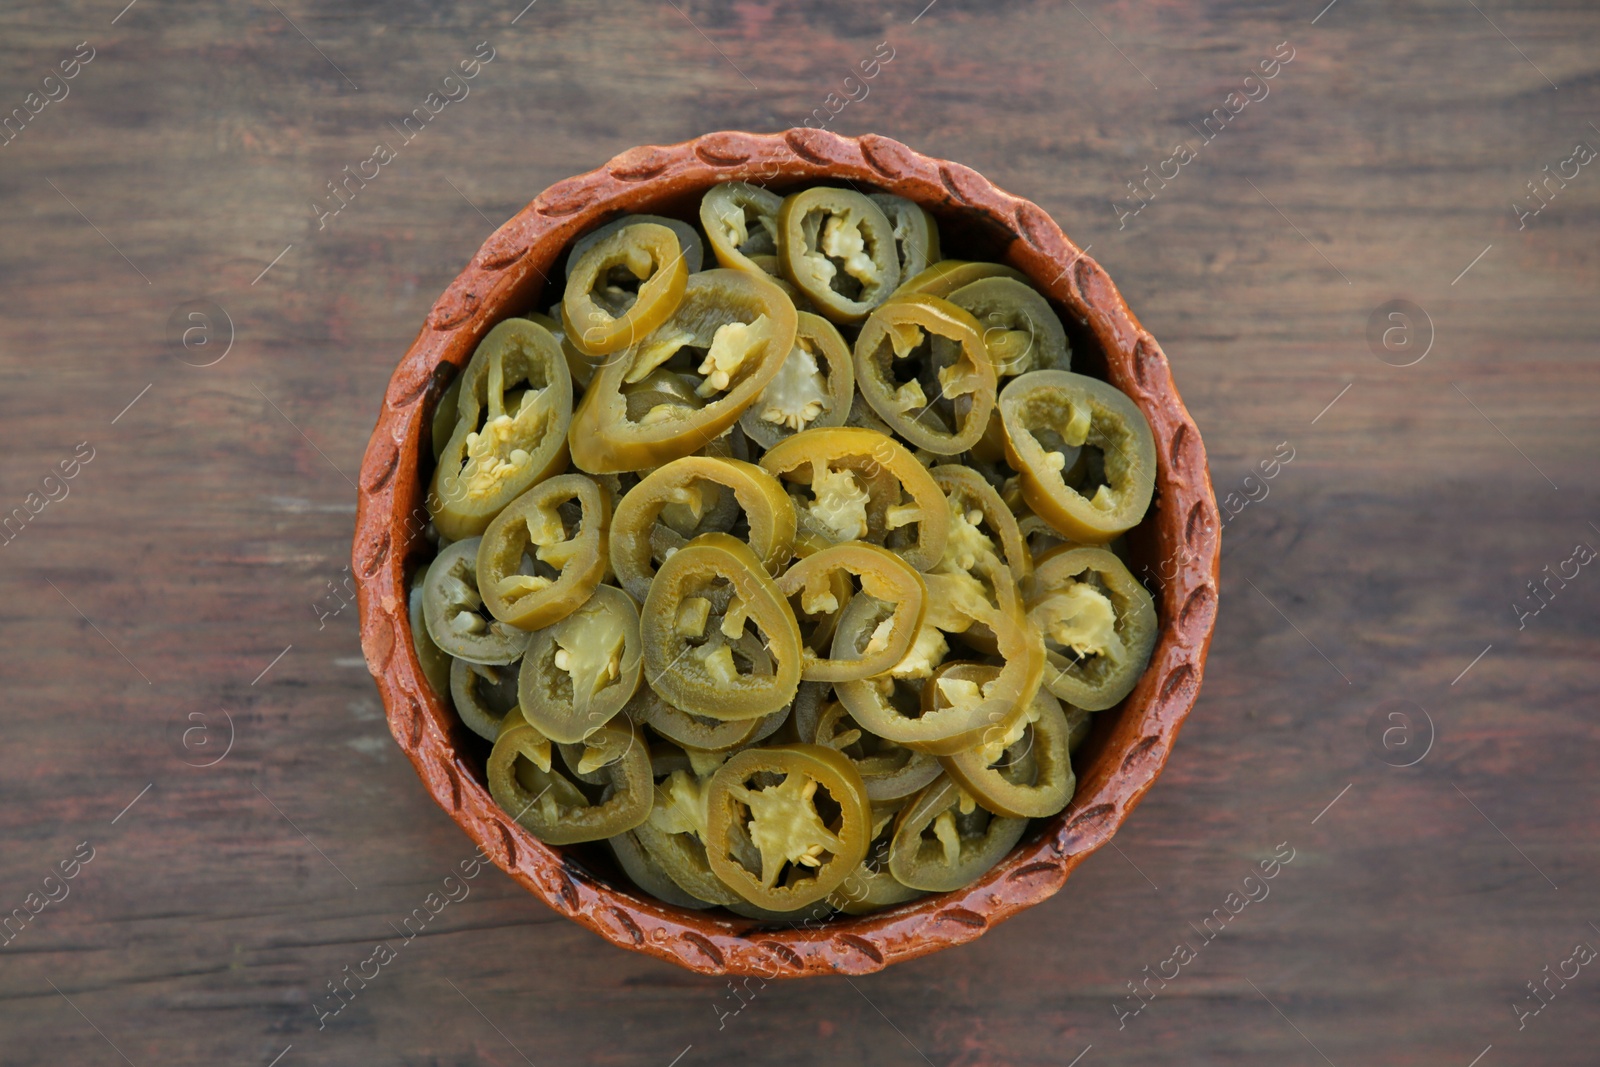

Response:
(568, 214), (704, 279)
(929, 463), (1033, 583)
(561, 222), (690, 357)
(738, 311), (855, 450)
(488, 712), (651, 844)
(853, 294), (996, 455)
(430, 319), (574, 541)
(947, 276), (1070, 378)
(517, 584), (643, 744)
(422, 538), (532, 665)
(777, 187), (901, 324)
(775, 541), (926, 682)
(476, 473), (611, 631)
(940, 684), (1075, 819)
(887, 774), (1027, 893)
(704, 744), (871, 911)
(1027, 543), (1157, 711)
(998, 370), (1156, 543)
(759, 427), (949, 571)
(868, 193), (942, 281)
(700, 181), (783, 277)
(893, 259), (1032, 300)
(794, 683), (942, 802)
(449, 656), (521, 742)
(568, 269), (798, 474)
(609, 456), (796, 603)
(640, 533), (803, 720)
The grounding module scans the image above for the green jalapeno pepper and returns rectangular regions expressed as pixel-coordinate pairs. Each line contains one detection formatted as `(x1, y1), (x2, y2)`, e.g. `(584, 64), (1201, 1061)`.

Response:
(488, 709), (652, 844)
(625, 655), (791, 752)
(421, 538), (532, 665)
(517, 584), (643, 744)
(775, 541), (926, 682)
(561, 222), (690, 357)
(640, 533), (803, 721)
(940, 684), (1075, 819)
(609, 456), (796, 604)
(568, 214), (704, 279)
(608, 828), (717, 910)
(476, 473), (611, 631)
(568, 269), (799, 474)
(793, 682), (942, 802)
(758, 426), (950, 572)
(429, 318), (573, 541)
(887, 774), (1026, 892)
(1027, 543), (1157, 711)
(637, 766), (745, 906)
(998, 370), (1156, 543)
(947, 276), (1070, 378)
(777, 187), (901, 324)
(408, 572), (453, 698)
(738, 311), (855, 450)
(828, 799), (924, 914)
(704, 744), (871, 911)
(893, 259), (1032, 300)
(853, 294), (996, 455)
(868, 193), (942, 281)
(700, 181), (783, 277)
(929, 463), (1033, 583)
(450, 657), (520, 741)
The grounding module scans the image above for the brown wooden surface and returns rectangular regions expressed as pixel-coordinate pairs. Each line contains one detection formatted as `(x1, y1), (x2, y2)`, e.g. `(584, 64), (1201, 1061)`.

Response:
(2, 1), (1597, 1064)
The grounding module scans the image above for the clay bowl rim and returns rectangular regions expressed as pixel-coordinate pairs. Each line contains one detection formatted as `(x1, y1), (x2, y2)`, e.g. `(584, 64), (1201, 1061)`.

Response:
(352, 128), (1221, 979)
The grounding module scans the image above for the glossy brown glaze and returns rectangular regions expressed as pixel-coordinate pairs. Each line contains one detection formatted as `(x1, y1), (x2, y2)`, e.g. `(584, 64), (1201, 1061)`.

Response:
(352, 130), (1221, 977)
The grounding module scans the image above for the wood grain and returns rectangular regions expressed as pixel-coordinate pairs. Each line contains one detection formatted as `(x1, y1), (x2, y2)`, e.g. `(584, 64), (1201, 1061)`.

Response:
(0, 0), (1595, 1064)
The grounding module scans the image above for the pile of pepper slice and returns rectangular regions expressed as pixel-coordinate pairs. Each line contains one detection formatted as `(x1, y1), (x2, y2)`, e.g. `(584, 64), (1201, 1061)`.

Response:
(410, 181), (1160, 919)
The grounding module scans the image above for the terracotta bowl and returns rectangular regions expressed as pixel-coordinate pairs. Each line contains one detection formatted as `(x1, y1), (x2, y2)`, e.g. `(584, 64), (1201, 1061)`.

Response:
(353, 129), (1220, 977)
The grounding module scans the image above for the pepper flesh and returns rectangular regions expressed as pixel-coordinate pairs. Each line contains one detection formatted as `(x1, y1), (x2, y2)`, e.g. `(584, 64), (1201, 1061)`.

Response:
(430, 319), (573, 541)
(759, 426), (950, 572)
(421, 537), (532, 665)
(738, 311), (855, 450)
(853, 294), (996, 455)
(940, 685), (1075, 818)
(777, 541), (927, 682)
(947, 276), (1070, 378)
(639, 533), (803, 720)
(476, 473), (611, 631)
(518, 584), (643, 744)
(1027, 543), (1157, 711)
(704, 744), (871, 911)
(998, 369), (1156, 543)
(700, 182), (783, 277)
(561, 222), (690, 357)
(488, 710), (652, 844)
(887, 774), (1027, 892)
(568, 269), (798, 474)
(777, 187), (901, 324)
(609, 456), (795, 604)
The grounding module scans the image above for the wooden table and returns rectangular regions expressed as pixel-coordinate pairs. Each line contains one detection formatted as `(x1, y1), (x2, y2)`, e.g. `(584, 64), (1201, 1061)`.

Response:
(3, 1), (1596, 1063)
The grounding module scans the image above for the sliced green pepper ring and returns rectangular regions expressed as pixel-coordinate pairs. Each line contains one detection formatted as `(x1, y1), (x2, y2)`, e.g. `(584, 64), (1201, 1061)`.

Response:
(488, 712), (652, 845)
(430, 372), (463, 464)
(893, 259), (1033, 300)
(633, 816), (744, 907)
(776, 541), (926, 682)
(777, 187), (901, 324)
(738, 311), (855, 450)
(930, 463), (1033, 583)
(476, 473), (611, 631)
(640, 533), (803, 721)
(829, 799), (924, 914)
(941, 684), (1075, 819)
(568, 214), (704, 278)
(1065, 702), (1093, 753)
(609, 456), (796, 604)
(704, 744), (872, 911)
(561, 222), (690, 357)
(517, 584), (643, 744)
(853, 293), (996, 455)
(1027, 543), (1157, 711)
(568, 269), (799, 474)
(525, 310), (595, 393)
(947, 276), (1070, 378)
(793, 683), (943, 802)
(449, 656), (520, 741)
(868, 193), (942, 281)
(758, 426), (950, 571)
(887, 774), (1027, 893)
(429, 319), (573, 541)
(699, 181), (783, 277)
(625, 661), (790, 752)
(785, 533), (856, 657)
(998, 370), (1157, 543)
(834, 556), (1044, 755)
(421, 538), (532, 665)
(608, 829), (718, 910)
(408, 572), (453, 699)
